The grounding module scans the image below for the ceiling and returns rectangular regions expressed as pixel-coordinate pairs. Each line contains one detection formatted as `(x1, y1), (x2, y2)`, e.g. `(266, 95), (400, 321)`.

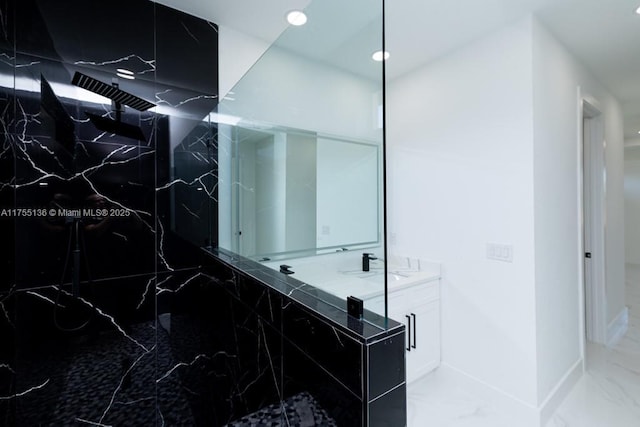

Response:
(153, 0), (310, 43)
(155, 0), (640, 140)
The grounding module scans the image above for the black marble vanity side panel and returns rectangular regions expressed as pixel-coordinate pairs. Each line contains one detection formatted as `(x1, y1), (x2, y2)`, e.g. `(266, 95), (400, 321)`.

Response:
(201, 250), (408, 427)
(368, 383), (407, 427)
(282, 337), (363, 427)
(367, 330), (405, 400)
(205, 248), (404, 342)
(282, 300), (363, 397)
(232, 272), (284, 326)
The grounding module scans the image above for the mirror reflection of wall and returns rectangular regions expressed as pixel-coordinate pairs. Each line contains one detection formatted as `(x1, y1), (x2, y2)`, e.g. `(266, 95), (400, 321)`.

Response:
(222, 124), (380, 259)
(316, 137), (379, 248)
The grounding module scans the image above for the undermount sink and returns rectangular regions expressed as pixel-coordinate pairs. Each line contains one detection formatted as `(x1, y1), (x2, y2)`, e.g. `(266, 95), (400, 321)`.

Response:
(353, 268), (426, 282)
(388, 272), (410, 281)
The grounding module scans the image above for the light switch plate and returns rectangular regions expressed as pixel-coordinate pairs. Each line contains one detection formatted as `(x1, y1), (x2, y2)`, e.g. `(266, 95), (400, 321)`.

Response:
(487, 243), (513, 263)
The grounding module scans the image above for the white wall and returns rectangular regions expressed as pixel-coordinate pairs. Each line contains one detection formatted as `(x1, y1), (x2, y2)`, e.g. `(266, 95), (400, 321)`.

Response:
(530, 19), (625, 403)
(603, 114), (627, 331)
(625, 144), (640, 264)
(285, 134), (317, 251)
(217, 125), (233, 250)
(387, 18), (539, 406)
(218, 25), (271, 99)
(530, 19), (582, 405)
(387, 14), (627, 415)
(238, 133), (258, 255)
(255, 133), (287, 254)
(316, 139), (379, 247)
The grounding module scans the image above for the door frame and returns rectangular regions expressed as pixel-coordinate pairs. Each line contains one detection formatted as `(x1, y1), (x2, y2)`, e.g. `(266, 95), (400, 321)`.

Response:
(578, 94), (608, 361)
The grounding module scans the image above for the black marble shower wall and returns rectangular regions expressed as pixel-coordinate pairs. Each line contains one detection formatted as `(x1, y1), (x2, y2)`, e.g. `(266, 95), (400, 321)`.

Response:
(0, 0), (219, 425)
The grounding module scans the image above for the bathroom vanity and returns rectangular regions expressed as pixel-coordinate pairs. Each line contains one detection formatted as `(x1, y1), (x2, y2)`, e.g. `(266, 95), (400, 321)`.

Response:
(204, 249), (408, 427)
(264, 252), (442, 384)
(366, 273), (441, 383)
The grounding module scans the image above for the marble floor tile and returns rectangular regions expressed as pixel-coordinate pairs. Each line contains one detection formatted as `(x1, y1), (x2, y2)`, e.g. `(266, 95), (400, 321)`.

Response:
(408, 264), (640, 427)
(545, 264), (640, 427)
(407, 369), (522, 427)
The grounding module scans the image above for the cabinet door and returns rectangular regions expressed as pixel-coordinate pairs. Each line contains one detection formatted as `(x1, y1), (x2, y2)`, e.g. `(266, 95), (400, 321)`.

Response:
(406, 300), (440, 383)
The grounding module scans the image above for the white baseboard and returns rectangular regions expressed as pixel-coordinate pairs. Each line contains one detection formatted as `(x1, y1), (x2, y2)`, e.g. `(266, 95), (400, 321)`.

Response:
(538, 358), (583, 425)
(607, 307), (629, 348)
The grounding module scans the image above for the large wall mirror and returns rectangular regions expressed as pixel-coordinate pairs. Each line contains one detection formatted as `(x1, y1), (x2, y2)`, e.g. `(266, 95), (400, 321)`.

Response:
(222, 123), (381, 259)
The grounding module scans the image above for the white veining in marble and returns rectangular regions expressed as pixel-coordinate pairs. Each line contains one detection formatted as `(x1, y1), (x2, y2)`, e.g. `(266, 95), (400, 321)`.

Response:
(408, 264), (640, 427)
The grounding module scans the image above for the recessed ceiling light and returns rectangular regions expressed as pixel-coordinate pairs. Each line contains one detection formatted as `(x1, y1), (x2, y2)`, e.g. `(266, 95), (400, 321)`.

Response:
(116, 73), (135, 80)
(286, 10), (307, 26)
(636, 6), (640, 14)
(116, 68), (135, 80)
(372, 50), (390, 62)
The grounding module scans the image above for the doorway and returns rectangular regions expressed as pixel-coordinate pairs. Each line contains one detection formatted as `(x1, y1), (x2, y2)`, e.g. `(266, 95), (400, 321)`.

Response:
(581, 99), (607, 351)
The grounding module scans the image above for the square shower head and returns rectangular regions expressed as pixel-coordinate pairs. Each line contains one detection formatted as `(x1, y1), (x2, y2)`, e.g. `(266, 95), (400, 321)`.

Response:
(71, 71), (156, 111)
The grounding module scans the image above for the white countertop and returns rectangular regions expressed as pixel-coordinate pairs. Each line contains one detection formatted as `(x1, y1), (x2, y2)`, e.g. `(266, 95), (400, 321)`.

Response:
(263, 251), (440, 301)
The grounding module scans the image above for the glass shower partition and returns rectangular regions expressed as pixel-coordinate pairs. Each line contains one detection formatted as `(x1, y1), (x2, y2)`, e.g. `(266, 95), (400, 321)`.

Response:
(215, 0), (388, 320)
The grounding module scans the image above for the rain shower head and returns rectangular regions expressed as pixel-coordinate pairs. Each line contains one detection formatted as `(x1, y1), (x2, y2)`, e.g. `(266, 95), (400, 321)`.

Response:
(71, 71), (156, 111)
(71, 71), (153, 141)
